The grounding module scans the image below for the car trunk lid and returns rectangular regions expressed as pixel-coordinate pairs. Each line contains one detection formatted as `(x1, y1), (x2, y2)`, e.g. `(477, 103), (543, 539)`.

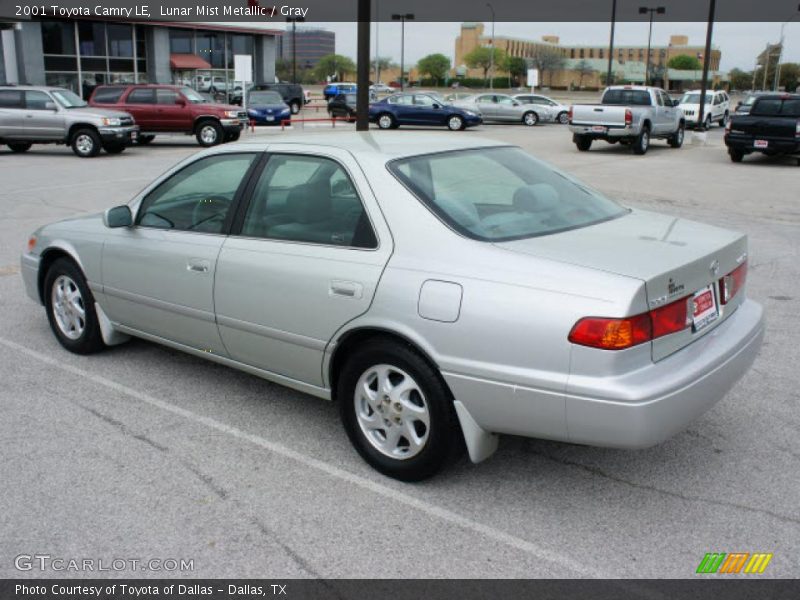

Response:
(495, 209), (748, 360)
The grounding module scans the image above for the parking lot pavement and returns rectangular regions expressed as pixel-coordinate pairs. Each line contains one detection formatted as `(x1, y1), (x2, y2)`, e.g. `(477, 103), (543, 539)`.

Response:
(1, 123), (798, 579)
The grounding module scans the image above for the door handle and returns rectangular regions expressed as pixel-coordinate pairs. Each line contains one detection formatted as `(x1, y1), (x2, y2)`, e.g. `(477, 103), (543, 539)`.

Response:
(187, 259), (210, 273)
(330, 280), (363, 299)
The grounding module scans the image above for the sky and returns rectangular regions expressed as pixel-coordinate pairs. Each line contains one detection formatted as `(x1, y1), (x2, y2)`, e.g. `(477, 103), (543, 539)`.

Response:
(291, 21), (800, 72)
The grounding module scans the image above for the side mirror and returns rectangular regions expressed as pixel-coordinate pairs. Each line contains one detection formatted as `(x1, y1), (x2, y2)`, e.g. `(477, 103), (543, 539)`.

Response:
(103, 205), (132, 228)
(512, 100), (520, 106)
(175, 97), (186, 106)
(45, 101), (58, 111)
(432, 103), (441, 109)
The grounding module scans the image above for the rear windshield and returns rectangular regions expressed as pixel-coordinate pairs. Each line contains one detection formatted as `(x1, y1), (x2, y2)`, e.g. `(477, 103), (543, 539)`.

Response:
(602, 89), (651, 106)
(389, 147), (627, 242)
(750, 98), (800, 117)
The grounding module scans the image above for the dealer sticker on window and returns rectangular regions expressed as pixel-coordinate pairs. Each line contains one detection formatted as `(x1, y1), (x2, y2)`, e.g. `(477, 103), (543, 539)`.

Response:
(692, 284), (719, 332)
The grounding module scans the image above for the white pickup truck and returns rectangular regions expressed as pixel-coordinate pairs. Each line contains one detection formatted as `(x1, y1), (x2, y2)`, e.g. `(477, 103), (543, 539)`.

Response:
(569, 85), (686, 155)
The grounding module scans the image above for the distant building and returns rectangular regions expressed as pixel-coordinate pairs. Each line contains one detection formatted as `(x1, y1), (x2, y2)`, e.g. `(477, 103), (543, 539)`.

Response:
(278, 27), (334, 70)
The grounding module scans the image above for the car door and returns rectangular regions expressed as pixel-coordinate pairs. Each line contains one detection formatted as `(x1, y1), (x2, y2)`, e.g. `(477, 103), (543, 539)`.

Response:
(387, 94), (416, 123)
(0, 89), (25, 139)
(121, 87), (157, 130)
(101, 151), (260, 353)
(155, 88), (190, 131)
(412, 94), (443, 125)
(494, 95), (519, 121)
(21, 90), (65, 140)
(474, 94), (497, 119)
(214, 145), (393, 388)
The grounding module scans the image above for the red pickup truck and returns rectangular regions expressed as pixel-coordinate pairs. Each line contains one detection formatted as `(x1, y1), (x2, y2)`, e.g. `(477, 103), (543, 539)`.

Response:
(89, 84), (247, 147)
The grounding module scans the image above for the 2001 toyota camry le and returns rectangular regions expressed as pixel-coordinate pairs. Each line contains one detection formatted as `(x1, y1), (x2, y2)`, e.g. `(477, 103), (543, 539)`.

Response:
(20, 134), (764, 481)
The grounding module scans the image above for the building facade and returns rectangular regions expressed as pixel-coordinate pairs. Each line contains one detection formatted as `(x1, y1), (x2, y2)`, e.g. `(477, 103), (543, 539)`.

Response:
(278, 27), (334, 70)
(0, 19), (280, 99)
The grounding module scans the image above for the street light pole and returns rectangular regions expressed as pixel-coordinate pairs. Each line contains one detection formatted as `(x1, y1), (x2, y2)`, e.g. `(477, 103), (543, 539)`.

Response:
(639, 6), (665, 87)
(391, 13), (414, 91)
(487, 3), (495, 90)
(697, 0), (716, 132)
(374, 0), (380, 84)
(356, 0), (371, 131)
(607, 0), (617, 86)
(286, 17), (305, 84)
(774, 7), (799, 91)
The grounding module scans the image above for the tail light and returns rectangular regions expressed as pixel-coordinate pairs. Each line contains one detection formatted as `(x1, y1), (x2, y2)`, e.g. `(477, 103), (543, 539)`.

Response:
(569, 296), (690, 350)
(568, 106), (573, 124)
(796, 120), (800, 138)
(624, 108), (633, 127)
(719, 261), (747, 305)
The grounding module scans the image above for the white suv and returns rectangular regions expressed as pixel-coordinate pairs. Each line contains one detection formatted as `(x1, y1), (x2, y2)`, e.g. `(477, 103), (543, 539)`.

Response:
(678, 89), (730, 128)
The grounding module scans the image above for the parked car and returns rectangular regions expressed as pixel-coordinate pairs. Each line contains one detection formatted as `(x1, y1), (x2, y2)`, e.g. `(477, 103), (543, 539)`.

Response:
(369, 93), (482, 130)
(246, 90), (291, 125)
(569, 85), (685, 154)
(323, 82), (357, 101)
(20, 134), (764, 480)
(443, 92), (473, 103)
(734, 92), (770, 115)
(195, 75), (230, 93)
(0, 85), (138, 157)
(724, 93), (800, 163)
(512, 93), (570, 124)
(250, 83), (306, 114)
(89, 84), (247, 147)
(328, 93), (358, 121)
(452, 93), (542, 126)
(677, 89), (731, 128)
(370, 83), (394, 94)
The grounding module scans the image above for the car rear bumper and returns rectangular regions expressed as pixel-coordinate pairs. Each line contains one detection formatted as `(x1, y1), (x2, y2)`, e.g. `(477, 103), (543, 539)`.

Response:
(97, 125), (139, 145)
(569, 124), (636, 138)
(725, 134), (800, 154)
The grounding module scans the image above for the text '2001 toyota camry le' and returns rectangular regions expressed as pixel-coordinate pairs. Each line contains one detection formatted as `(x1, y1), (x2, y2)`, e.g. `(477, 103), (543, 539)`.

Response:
(20, 134), (764, 481)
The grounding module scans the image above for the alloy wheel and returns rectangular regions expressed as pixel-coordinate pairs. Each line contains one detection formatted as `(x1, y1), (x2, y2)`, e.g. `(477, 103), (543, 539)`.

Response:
(75, 134), (94, 156)
(51, 275), (85, 340)
(200, 125), (218, 144)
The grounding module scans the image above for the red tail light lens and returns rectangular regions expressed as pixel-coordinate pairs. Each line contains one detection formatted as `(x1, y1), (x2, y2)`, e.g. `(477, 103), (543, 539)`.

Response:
(569, 296), (691, 350)
(568, 106), (573, 123)
(624, 108), (633, 126)
(719, 261), (747, 304)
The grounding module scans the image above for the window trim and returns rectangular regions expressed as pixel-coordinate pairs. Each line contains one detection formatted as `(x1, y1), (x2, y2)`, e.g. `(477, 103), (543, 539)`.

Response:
(229, 151), (380, 251)
(134, 151), (263, 236)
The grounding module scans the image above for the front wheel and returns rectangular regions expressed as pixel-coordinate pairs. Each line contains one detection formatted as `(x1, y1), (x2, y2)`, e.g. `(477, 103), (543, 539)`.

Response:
(43, 258), (105, 354)
(574, 135), (592, 151)
(522, 111), (539, 126)
(632, 127), (650, 155)
(8, 142), (32, 153)
(377, 113), (395, 130)
(195, 120), (223, 147)
(447, 115), (464, 131)
(338, 339), (461, 481)
(71, 128), (101, 158)
(668, 123), (685, 148)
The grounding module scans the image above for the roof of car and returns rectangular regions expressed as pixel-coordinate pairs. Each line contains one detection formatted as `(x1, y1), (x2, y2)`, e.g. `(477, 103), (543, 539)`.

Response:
(227, 132), (507, 160)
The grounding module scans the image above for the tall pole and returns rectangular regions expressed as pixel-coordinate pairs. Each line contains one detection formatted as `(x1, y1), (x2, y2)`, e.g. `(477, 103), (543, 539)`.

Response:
(374, 0), (380, 83)
(292, 20), (297, 83)
(639, 6), (665, 87)
(392, 14), (414, 91)
(356, 0), (371, 131)
(697, 0), (716, 131)
(487, 3), (495, 90)
(607, 0), (617, 86)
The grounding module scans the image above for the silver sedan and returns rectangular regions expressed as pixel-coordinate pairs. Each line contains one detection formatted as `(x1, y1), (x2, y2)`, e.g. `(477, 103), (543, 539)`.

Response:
(512, 93), (571, 124)
(21, 134), (764, 481)
(453, 93), (543, 125)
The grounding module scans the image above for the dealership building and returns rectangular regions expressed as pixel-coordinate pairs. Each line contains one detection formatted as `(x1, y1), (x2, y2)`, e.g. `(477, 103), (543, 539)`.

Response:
(0, 19), (281, 98)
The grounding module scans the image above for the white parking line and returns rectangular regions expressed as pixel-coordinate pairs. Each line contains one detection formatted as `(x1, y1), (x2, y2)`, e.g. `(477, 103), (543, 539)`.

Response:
(0, 336), (606, 578)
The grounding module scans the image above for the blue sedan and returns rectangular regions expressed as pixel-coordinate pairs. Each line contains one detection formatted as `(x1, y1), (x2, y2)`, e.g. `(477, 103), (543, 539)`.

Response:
(246, 91), (292, 125)
(368, 93), (482, 131)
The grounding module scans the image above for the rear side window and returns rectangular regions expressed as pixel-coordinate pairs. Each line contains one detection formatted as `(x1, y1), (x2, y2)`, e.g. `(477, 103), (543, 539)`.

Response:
(602, 89), (651, 106)
(127, 88), (155, 104)
(751, 98), (800, 117)
(92, 86), (125, 104)
(0, 90), (23, 108)
(24, 90), (52, 110)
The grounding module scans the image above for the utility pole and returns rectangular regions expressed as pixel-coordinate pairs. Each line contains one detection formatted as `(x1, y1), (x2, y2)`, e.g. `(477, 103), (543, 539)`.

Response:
(607, 0), (617, 86)
(374, 0), (380, 84)
(487, 3), (495, 90)
(286, 17), (305, 84)
(639, 6), (665, 87)
(356, 0), (371, 131)
(392, 13), (414, 91)
(697, 0), (716, 131)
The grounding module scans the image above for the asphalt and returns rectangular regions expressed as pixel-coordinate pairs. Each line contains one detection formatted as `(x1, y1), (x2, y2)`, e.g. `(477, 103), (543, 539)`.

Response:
(0, 122), (798, 579)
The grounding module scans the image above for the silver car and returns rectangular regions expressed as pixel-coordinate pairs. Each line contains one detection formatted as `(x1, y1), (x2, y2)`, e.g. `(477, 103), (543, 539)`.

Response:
(20, 134), (764, 481)
(512, 93), (570, 124)
(454, 93), (542, 125)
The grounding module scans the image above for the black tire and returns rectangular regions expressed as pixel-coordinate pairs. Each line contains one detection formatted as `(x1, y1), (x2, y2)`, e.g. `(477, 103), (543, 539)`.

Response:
(557, 111), (569, 124)
(103, 143), (126, 154)
(8, 142), (32, 153)
(447, 115), (465, 131)
(71, 128), (101, 158)
(225, 130), (241, 143)
(290, 101), (301, 114)
(522, 111), (539, 126)
(632, 126), (650, 155)
(195, 120), (224, 147)
(137, 135), (155, 145)
(719, 111), (729, 127)
(704, 114), (712, 130)
(668, 123), (685, 148)
(376, 113), (395, 130)
(43, 257), (105, 355)
(338, 339), (462, 481)
(729, 148), (744, 163)
(574, 135), (592, 151)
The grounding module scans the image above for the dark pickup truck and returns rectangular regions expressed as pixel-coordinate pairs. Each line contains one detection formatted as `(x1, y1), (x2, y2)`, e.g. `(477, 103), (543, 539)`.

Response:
(725, 93), (800, 164)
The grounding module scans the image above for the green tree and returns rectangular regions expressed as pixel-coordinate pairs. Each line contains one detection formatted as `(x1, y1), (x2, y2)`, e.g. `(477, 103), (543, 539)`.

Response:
(574, 59), (598, 88)
(416, 53), (452, 85)
(464, 46), (508, 83)
(275, 59), (291, 83)
(506, 56), (527, 85)
(779, 63), (800, 92)
(728, 68), (753, 91)
(313, 54), (356, 82)
(667, 54), (702, 70)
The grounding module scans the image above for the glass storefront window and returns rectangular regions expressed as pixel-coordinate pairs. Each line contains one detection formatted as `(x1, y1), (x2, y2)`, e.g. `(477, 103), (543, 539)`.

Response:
(81, 72), (107, 99)
(41, 21), (75, 55)
(196, 32), (225, 69)
(45, 73), (79, 94)
(170, 29), (193, 54)
(78, 22), (106, 56)
(107, 24), (133, 57)
(228, 34), (254, 68)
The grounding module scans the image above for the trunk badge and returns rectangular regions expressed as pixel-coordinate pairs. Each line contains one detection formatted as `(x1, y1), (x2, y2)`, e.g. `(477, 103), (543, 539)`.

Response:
(709, 260), (720, 276)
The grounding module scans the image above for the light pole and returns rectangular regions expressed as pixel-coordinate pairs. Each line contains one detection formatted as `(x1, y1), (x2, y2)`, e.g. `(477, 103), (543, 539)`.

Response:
(374, 0), (380, 84)
(607, 0), (617, 86)
(392, 13), (414, 91)
(486, 3), (495, 90)
(639, 5), (665, 86)
(774, 5), (800, 91)
(286, 16), (305, 84)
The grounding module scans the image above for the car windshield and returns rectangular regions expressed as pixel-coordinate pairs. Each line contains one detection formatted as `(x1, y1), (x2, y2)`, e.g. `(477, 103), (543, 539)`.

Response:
(389, 147), (628, 242)
(602, 89), (651, 105)
(680, 93), (706, 104)
(750, 98), (800, 117)
(50, 89), (87, 108)
(181, 87), (206, 103)
(249, 91), (283, 104)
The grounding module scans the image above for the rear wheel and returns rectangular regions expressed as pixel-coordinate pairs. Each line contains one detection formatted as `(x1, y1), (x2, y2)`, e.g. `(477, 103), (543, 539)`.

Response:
(377, 113), (395, 130)
(574, 135), (592, 151)
(338, 339), (461, 481)
(447, 115), (464, 131)
(195, 120), (223, 146)
(632, 127), (650, 155)
(522, 111), (539, 126)
(668, 123), (685, 148)
(557, 111), (569, 124)
(8, 142), (32, 153)
(44, 258), (105, 354)
(71, 128), (101, 158)
(729, 148), (745, 163)
(290, 101), (301, 114)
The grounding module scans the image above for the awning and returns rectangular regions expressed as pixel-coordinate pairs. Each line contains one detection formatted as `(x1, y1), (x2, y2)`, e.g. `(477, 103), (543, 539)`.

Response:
(170, 54), (212, 70)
